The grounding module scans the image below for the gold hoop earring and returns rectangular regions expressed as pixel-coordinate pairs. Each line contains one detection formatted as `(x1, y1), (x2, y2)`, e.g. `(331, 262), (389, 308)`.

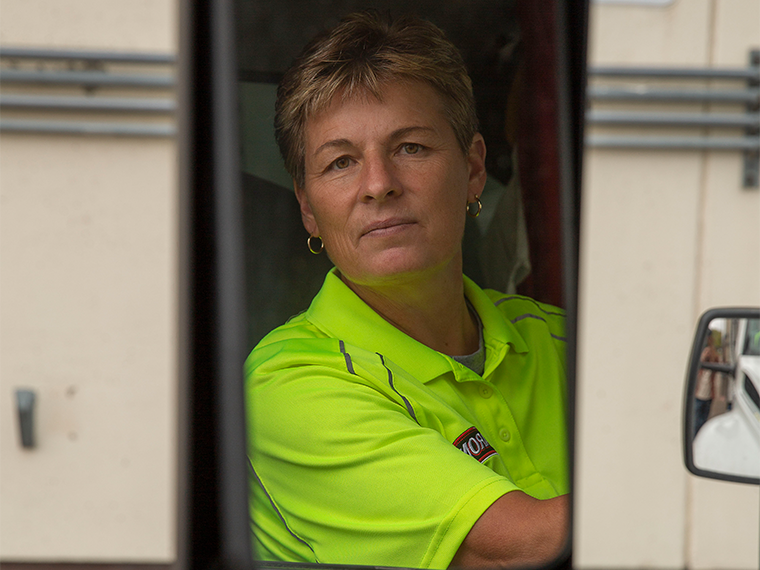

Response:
(307, 235), (324, 255)
(466, 195), (482, 218)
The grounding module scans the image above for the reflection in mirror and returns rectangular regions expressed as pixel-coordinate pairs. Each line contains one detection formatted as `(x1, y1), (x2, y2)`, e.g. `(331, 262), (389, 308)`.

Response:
(686, 312), (760, 483)
(236, 2), (571, 567)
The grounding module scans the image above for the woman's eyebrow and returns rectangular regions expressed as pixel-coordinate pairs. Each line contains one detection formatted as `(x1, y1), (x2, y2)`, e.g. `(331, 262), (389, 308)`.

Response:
(313, 138), (353, 158)
(388, 126), (436, 142)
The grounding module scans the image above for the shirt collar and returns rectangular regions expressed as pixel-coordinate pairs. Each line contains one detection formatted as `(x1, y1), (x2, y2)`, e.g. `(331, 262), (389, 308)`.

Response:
(306, 268), (528, 382)
(462, 275), (529, 378)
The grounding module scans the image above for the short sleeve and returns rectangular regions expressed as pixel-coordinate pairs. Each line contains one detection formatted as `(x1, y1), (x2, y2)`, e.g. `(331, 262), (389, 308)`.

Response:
(246, 354), (518, 569)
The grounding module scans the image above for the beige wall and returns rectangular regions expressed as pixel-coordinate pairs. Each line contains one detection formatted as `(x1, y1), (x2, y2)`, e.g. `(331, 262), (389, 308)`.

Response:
(577, 0), (759, 568)
(0, 0), (176, 52)
(0, 0), (179, 562)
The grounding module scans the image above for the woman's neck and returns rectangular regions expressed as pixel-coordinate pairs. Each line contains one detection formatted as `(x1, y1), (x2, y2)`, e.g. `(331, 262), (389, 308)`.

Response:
(339, 262), (479, 356)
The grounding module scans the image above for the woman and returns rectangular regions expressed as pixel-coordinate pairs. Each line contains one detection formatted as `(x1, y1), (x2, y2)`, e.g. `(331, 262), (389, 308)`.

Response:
(246, 12), (568, 569)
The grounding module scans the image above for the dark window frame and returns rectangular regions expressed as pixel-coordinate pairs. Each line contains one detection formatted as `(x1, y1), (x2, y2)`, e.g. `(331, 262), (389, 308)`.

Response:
(180, 0), (588, 568)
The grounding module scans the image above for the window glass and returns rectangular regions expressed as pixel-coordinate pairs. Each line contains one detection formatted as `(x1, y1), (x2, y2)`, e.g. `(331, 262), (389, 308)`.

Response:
(237, 0), (565, 348)
(235, 2), (570, 567)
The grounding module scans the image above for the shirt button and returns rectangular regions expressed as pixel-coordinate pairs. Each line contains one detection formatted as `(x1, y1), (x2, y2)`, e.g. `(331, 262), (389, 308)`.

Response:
(479, 385), (493, 398)
(499, 428), (511, 442)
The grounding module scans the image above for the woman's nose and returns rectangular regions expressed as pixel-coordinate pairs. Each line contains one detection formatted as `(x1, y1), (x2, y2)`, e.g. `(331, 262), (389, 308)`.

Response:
(360, 155), (401, 202)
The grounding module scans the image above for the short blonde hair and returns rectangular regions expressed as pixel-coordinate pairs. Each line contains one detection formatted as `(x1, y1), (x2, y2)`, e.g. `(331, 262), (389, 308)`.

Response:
(275, 11), (479, 188)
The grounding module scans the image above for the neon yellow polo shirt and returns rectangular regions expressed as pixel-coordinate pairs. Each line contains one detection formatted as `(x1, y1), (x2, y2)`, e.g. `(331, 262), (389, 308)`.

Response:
(245, 268), (567, 569)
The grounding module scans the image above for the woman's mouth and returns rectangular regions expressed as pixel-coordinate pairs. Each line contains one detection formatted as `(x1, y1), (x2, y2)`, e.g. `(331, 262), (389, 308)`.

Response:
(361, 218), (416, 237)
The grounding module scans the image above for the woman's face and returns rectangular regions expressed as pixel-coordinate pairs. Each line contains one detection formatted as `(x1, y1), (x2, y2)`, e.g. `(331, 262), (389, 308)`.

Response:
(295, 80), (487, 289)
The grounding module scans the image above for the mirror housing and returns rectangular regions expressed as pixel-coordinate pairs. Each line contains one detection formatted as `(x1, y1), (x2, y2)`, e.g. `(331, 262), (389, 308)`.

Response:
(683, 307), (760, 485)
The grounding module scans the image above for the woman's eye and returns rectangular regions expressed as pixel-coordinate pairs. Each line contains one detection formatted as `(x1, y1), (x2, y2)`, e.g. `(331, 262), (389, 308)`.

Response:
(402, 143), (421, 155)
(333, 157), (351, 170)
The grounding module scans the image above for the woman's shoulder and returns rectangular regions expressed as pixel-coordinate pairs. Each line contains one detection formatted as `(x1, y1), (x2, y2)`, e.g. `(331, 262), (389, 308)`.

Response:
(256, 311), (326, 345)
(246, 310), (377, 382)
(247, 311), (331, 363)
(477, 290), (566, 349)
(482, 290), (565, 320)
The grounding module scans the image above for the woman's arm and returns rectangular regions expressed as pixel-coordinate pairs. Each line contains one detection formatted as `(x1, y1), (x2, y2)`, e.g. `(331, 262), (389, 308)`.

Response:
(449, 491), (569, 569)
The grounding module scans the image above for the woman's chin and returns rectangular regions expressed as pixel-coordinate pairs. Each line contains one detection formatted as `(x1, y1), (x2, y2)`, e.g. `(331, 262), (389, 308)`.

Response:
(338, 251), (457, 289)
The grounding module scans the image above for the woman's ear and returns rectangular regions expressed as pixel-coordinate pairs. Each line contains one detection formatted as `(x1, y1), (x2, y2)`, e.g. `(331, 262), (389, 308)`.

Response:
(467, 134), (488, 201)
(294, 181), (320, 237)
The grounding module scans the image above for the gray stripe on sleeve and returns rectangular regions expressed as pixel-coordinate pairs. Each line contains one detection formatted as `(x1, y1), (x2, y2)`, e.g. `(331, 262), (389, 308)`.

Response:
(376, 352), (419, 424)
(339, 339), (356, 375)
(509, 313), (567, 342)
(248, 457), (319, 562)
(511, 313), (547, 325)
(495, 295), (565, 317)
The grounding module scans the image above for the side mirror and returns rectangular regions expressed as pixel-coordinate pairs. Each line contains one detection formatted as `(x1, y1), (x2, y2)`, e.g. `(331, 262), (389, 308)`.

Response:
(683, 308), (760, 485)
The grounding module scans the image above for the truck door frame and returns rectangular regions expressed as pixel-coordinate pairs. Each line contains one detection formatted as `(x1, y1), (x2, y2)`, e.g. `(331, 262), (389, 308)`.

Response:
(179, 0), (589, 568)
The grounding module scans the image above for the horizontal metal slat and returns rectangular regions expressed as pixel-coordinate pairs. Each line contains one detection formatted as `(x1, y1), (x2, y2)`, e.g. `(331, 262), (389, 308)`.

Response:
(0, 47), (175, 64)
(0, 94), (176, 113)
(587, 110), (760, 129)
(586, 135), (760, 151)
(0, 119), (176, 137)
(589, 66), (759, 82)
(0, 69), (175, 88)
(588, 85), (760, 105)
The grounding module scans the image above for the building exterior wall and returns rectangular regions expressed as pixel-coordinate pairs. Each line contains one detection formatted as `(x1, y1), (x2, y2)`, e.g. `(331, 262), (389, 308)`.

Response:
(0, 0), (180, 562)
(576, 0), (760, 568)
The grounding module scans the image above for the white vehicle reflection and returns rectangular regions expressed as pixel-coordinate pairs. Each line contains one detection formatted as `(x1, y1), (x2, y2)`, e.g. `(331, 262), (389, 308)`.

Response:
(693, 318), (760, 479)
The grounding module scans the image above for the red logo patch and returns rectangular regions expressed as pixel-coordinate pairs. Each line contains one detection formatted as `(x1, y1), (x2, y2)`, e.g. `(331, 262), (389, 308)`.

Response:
(454, 427), (497, 463)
